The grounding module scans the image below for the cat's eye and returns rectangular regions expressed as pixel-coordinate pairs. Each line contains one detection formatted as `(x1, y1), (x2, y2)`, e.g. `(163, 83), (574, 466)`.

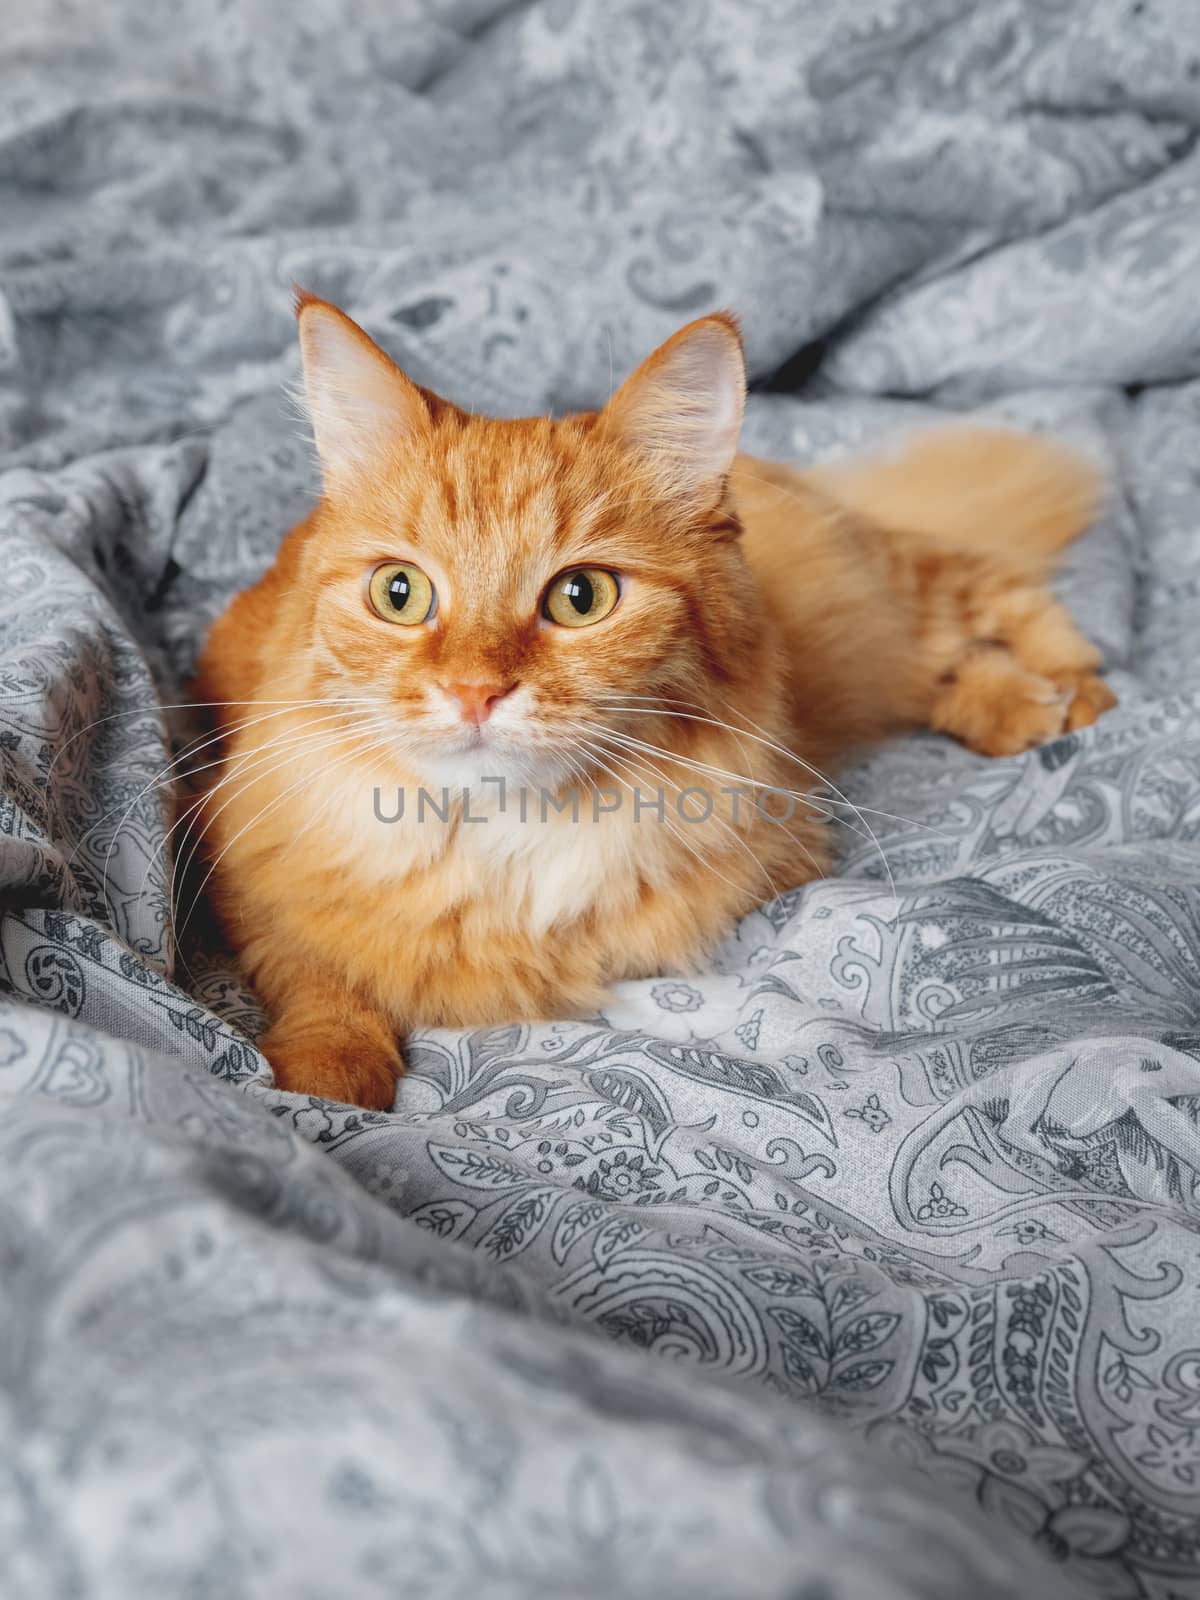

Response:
(368, 562), (436, 625)
(543, 568), (621, 628)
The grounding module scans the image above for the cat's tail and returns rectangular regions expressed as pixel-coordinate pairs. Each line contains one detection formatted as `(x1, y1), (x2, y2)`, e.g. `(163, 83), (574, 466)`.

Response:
(803, 425), (1102, 561)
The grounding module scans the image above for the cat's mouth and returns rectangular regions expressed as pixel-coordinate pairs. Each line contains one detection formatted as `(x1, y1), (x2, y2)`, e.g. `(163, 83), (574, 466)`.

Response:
(389, 708), (585, 791)
(406, 717), (521, 767)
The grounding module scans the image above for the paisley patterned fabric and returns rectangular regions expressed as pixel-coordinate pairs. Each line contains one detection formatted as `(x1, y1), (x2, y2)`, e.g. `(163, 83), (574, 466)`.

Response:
(2, 2), (1200, 1595)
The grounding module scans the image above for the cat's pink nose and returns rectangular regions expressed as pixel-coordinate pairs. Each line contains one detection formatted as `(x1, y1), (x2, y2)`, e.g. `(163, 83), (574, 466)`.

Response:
(442, 679), (515, 727)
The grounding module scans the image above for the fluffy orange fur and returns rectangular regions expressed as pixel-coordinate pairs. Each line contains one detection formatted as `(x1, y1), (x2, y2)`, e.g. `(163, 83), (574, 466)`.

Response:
(193, 296), (1116, 1108)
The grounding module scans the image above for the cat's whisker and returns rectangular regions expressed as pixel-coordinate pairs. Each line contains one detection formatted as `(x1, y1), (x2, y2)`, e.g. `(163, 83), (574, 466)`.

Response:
(601, 692), (766, 787)
(245, 720), (403, 875)
(595, 696), (916, 820)
(576, 723), (825, 889)
(171, 711), (397, 892)
(177, 713), (404, 934)
(97, 701), (376, 914)
(713, 693), (924, 895)
(544, 745), (595, 806)
(592, 691), (773, 778)
(795, 793), (954, 842)
(572, 734), (770, 906)
(598, 701), (952, 837)
(42, 694), (387, 889)
(174, 719), (400, 961)
(172, 717), (402, 995)
(577, 725), (825, 892)
(135, 709), (386, 920)
(713, 691), (947, 870)
(572, 723), (795, 905)
(41, 694), (385, 800)
(578, 715), (870, 843)
(590, 698), (903, 903)
(595, 692), (711, 709)
(553, 745), (599, 812)
(582, 715), (902, 909)
(167, 715), (393, 929)
(61, 704), (311, 891)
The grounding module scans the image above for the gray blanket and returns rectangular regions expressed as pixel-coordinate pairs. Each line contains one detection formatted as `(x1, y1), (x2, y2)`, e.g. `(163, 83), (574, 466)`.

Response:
(3, 2), (1200, 1595)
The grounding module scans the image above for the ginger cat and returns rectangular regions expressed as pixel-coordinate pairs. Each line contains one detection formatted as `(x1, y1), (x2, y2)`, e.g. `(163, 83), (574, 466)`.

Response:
(193, 294), (1115, 1108)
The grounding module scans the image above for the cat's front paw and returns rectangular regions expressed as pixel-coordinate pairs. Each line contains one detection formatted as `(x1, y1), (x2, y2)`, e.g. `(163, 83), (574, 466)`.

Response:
(261, 1024), (403, 1110)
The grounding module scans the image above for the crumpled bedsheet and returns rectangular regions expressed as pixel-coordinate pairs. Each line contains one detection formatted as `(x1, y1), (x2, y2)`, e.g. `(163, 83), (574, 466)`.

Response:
(2, 2), (1200, 1596)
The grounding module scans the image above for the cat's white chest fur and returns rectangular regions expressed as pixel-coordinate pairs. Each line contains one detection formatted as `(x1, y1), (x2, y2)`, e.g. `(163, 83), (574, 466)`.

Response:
(298, 758), (671, 934)
(457, 785), (654, 933)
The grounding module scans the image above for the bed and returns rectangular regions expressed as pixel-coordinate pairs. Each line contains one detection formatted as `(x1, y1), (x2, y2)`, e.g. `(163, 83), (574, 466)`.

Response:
(2, 1), (1200, 1595)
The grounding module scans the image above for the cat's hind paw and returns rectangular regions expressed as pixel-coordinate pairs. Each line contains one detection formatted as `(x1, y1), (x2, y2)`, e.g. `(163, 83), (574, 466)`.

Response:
(931, 646), (1074, 758)
(1057, 669), (1118, 732)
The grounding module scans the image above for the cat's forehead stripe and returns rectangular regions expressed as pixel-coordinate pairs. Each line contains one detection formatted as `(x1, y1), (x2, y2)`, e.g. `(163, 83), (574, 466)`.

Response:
(419, 426), (583, 556)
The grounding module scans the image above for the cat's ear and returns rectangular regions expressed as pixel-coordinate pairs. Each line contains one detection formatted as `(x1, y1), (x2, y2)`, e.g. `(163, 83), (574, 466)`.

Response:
(602, 313), (746, 502)
(294, 290), (430, 486)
